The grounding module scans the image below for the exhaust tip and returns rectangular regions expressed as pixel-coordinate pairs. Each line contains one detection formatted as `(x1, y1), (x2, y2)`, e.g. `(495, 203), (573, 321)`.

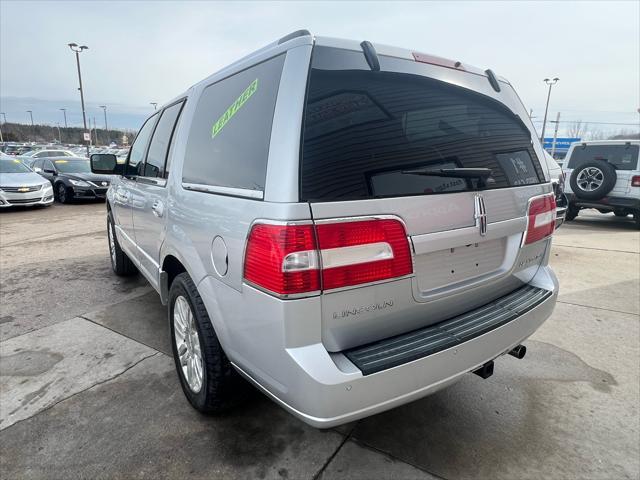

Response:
(508, 345), (527, 359)
(472, 360), (494, 379)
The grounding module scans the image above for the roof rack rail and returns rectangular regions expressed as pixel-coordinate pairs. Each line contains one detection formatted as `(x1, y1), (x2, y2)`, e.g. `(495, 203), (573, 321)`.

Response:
(278, 30), (311, 45)
(360, 41), (380, 71)
(484, 69), (501, 92)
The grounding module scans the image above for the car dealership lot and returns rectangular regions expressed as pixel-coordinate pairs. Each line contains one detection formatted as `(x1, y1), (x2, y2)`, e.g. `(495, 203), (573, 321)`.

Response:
(0, 204), (638, 479)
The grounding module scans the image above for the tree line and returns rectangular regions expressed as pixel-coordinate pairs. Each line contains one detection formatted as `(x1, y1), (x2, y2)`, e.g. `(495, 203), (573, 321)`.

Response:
(0, 122), (137, 145)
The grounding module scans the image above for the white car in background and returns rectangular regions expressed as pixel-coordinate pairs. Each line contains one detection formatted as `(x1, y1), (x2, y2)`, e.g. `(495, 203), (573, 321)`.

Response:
(0, 154), (54, 208)
(562, 140), (640, 228)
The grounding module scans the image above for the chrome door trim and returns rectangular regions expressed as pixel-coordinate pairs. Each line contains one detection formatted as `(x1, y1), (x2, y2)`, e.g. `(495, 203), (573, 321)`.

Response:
(182, 182), (263, 200)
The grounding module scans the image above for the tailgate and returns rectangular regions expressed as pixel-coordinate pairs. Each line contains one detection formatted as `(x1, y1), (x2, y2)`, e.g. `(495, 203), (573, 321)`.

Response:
(301, 43), (553, 351)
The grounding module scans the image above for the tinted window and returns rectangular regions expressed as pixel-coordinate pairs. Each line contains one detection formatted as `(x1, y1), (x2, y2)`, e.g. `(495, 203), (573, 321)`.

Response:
(143, 101), (185, 178)
(33, 159), (44, 170)
(183, 54), (285, 192)
(567, 144), (639, 171)
(43, 160), (55, 171)
(54, 160), (91, 173)
(128, 114), (159, 175)
(300, 47), (543, 201)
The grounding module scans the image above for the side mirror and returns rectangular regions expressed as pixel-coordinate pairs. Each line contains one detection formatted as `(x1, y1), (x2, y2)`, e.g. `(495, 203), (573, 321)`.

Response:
(43, 168), (56, 174)
(91, 154), (122, 175)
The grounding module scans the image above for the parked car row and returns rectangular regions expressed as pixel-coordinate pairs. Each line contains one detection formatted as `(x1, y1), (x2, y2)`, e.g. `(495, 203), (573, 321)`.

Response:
(0, 153), (115, 207)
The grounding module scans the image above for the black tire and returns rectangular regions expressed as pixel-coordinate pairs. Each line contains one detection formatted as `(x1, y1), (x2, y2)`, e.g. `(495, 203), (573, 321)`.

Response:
(56, 182), (72, 204)
(569, 160), (617, 200)
(565, 204), (579, 222)
(169, 272), (250, 413)
(107, 211), (137, 276)
(614, 209), (628, 218)
(634, 212), (640, 230)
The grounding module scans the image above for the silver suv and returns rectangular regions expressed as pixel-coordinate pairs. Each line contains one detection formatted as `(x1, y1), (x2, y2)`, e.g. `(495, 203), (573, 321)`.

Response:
(91, 31), (559, 428)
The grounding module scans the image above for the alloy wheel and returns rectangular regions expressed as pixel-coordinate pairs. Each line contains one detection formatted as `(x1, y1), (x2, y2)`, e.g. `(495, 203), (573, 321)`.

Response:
(173, 296), (204, 393)
(576, 167), (604, 192)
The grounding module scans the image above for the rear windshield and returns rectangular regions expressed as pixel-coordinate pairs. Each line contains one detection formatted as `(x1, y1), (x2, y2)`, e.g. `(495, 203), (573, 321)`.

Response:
(300, 47), (543, 201)
(567, 144), (639, 171)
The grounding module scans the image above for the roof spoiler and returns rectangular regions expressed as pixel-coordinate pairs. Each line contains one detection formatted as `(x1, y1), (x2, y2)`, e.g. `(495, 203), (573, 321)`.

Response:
(278, 30), (312, 45)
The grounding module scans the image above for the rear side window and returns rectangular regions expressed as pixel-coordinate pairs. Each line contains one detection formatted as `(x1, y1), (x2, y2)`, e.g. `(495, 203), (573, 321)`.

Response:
(300, 47), (543, 201)
(567, 144), (639, 171)
(144, 101), (185, 178)
(183, 54), (285, 192)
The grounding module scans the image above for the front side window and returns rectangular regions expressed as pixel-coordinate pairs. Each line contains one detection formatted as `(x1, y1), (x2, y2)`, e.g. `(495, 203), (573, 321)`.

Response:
(567, 144), (639, 171)
(183, 54), (285, 192)
(300, 47), (544, 201)
(127, 114), (159, 175)
(143, 101), (185, 178)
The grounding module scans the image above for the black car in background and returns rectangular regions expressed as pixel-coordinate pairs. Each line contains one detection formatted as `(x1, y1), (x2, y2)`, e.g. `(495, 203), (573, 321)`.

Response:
(32, 157), (114, 203)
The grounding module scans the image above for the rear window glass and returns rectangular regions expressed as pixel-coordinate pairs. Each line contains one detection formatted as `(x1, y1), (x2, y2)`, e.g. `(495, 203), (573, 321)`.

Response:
(567, 144), (639, 171)
(300, 47), (543, 201)
(183, 54), (285, 192)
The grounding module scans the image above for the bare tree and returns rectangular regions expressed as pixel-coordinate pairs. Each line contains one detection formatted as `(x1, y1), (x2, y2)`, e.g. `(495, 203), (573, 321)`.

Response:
(567, 120), (588, 138)
(587, 129), (606, 140)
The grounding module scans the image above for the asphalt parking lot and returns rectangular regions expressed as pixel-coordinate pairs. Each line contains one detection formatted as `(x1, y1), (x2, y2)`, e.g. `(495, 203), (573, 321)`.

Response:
(0, 202), (638, 479)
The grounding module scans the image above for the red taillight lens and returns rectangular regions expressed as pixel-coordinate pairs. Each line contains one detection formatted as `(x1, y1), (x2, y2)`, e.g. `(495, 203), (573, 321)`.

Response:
(631, 175), (640, 187)
(244, 223), (320, 295)
(316, 219), (413, 290)
(523, 194), (557, 246)
(243, 218), (412, 296)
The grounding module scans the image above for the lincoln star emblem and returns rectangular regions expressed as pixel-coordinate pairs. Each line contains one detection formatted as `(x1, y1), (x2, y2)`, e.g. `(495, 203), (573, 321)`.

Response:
(474, 194), (487, 236)
(18, 187), (29, 192)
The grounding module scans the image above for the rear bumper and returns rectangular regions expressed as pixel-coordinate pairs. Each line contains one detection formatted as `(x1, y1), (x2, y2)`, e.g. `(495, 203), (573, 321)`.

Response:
(568, 194), (640, 211)
(228, 265), (558, 428)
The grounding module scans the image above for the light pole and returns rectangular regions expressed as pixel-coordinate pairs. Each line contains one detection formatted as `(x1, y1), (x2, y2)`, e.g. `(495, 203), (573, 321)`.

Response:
(99, 105), (109, 144)
(56, 123), (62, 144)
(540, 77), (559, 144)
(150, 102), (158, 110)
(68, 43), (90, 157)
(60, 108), (68, 128)
(26, 110), (34, 142)
(0, 112), (5, 143)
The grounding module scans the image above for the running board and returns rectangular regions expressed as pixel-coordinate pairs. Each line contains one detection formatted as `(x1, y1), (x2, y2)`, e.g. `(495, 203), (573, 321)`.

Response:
(344, 285), (551, 375)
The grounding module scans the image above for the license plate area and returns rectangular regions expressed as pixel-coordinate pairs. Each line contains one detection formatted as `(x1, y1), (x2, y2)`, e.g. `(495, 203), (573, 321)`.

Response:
(414, 237), (506, 293)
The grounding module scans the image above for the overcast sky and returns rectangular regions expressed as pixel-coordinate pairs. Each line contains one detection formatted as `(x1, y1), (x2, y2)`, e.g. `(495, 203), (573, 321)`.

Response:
(1, 0), (638, 135)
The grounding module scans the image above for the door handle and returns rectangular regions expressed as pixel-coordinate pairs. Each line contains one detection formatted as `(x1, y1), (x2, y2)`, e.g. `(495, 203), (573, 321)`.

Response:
(152, 200), (164, 218)
(115, 190), (130, 203)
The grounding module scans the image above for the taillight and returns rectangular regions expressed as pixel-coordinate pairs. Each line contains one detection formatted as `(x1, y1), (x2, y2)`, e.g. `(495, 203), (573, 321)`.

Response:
(316, 219), (413, 290)
(243, 218), (412, 297)
(523, 194), (557, 246)
(631, 175), (640, 187)
(244, 223), (320, 295)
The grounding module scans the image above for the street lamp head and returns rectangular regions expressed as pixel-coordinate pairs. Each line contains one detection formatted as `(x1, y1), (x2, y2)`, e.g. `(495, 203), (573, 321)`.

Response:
(68, 42), (78, 48)
(80, 45), (88, 51)
(553, 77), (560, 82)
(543, 78), (549, 82)
(99, 105), (106, 109)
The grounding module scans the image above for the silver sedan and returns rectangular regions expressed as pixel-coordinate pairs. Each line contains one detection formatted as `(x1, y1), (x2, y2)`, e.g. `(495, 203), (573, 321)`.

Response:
(0, 155), (54, 208)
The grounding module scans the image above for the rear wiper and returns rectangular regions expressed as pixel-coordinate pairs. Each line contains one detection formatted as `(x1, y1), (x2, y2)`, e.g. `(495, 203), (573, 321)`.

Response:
(401, 167), (493, 189)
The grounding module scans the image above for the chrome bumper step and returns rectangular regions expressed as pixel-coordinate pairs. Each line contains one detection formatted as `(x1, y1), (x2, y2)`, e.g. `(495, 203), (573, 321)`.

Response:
(344, 285), (552, 375)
